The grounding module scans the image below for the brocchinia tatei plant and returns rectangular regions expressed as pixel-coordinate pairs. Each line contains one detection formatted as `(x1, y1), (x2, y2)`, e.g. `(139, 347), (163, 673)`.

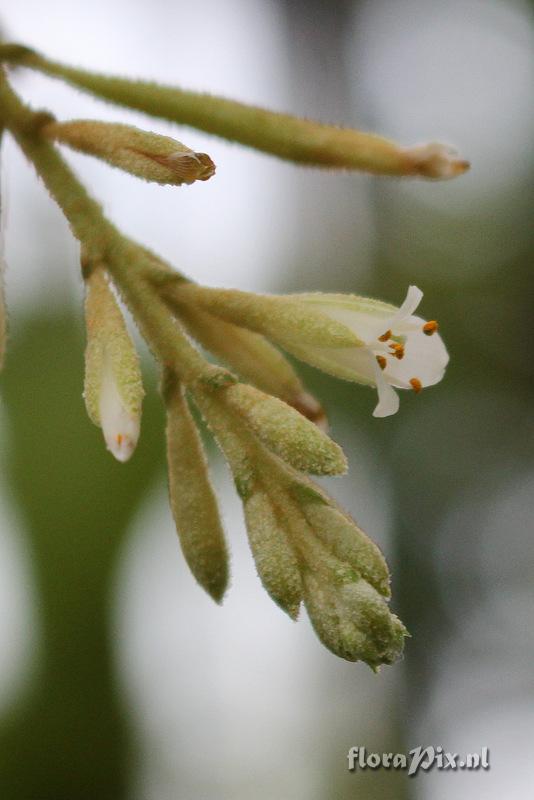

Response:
(0, 44), (469, 670)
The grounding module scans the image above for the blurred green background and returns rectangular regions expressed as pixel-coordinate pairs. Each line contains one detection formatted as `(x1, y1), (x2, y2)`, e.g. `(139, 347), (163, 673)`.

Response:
(0, 1), (533, 798)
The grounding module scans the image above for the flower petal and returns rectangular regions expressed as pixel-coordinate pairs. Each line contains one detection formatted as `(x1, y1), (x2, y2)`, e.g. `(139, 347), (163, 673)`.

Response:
(383, 317), (449, 389)
(99, 354), (140, 462)
(386, 285), (423, 330)
(372, 361), (400, 418)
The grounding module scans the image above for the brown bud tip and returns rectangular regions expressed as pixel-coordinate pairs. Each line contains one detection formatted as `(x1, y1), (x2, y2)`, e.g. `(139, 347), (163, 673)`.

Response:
(404, 142), (470, 180)
(289, 392), (329, 432)
(157, 151), (216, 184)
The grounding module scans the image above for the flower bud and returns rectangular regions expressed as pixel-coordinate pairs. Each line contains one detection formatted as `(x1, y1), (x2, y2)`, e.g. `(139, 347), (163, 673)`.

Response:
(163, 371), (228, 603)
(43, 119), (215, 186)
(300, 502), (390, 598)
(223, 382), (347, 476)
(83, 267), (144, 461)
(243, 488), (302, 619)
(302, 567), (407, 669)
(176, 304), (327, 427)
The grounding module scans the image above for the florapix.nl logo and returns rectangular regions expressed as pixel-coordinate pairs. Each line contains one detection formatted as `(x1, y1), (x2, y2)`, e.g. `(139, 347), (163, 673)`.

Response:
(347, 746), (490, 777)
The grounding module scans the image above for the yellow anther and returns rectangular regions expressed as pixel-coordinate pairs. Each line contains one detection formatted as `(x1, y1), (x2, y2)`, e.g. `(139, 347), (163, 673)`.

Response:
(376, 355), (387, 370)
(378, 329), (392, 342)
(116, 433), (123, 446)
(390, 343), (405, 360)
(423, 320), (439, 336)
(409, 378), (422, 393)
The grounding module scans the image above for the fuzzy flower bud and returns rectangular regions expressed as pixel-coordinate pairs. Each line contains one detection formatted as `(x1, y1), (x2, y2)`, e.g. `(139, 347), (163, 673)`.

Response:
(43, 119), (215, 186)
(163, 370), (229, 603)
(83, 267), (144, 461)
(243, 487), (303, 619)
(301, 565), (407, 669)
(174, 304), (328, 428)
(223, 382), (346, 476)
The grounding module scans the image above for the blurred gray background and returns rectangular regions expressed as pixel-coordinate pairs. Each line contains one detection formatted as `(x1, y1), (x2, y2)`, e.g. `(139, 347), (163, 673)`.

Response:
(0, 1), (533, 798)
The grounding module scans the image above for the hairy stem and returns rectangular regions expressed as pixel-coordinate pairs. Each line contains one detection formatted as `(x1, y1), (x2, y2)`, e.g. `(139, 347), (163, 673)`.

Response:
(0, 43), (469, 178)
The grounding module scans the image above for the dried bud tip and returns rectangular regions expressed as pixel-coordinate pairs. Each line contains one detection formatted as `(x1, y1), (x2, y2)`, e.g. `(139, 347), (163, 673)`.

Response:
(405, 142), (470, 180)
(158, 151), (216, 184)
(289, 392), (329, 432)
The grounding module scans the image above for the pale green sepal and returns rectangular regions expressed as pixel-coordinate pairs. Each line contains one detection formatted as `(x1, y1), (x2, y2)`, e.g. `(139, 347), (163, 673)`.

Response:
(303, 503), (391, 598)
(167, 284), (364, 350)
(243, 489), (303, 619)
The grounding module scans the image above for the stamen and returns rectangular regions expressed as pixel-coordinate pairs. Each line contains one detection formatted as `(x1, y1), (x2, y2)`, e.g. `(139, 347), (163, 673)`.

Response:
(376, 355), (387, 370)
(116, 433), (123, 446)
(423, 320), (439, 336)
(390, 343), (405, 360)
(378, 329), (392, 342)
(409, 378), (422, 393)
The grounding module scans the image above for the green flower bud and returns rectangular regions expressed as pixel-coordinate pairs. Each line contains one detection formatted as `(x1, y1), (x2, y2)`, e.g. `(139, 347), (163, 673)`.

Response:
(176, 304), (327, 427)
(223, 382), (346, 476)
(302, 567), (406, 670)
(243, 488), (302, 619)
(43, 119), (215, 186)
(163, 371), (229, 603)
(83, 267), (144, 461)
(301, 503), (390, 598)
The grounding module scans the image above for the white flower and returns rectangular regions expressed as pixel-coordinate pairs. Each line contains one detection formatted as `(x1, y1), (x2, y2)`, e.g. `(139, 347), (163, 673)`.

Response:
(292, 286), (449, 418)
(98, 352), (140, 462)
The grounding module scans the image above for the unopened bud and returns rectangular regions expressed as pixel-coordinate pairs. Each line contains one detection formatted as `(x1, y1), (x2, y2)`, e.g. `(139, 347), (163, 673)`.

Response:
(302, 567), (407, 669)
(223, 382), (346, 476)
(176, 305), (328, 426)
(302, 502), (390, 598)
(163, 370), (229, 603)
(98, 355), (140, 461)
(43, 119), (215, 186)
(243, 488), (302, 619)
(83, 267), (144, 461)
